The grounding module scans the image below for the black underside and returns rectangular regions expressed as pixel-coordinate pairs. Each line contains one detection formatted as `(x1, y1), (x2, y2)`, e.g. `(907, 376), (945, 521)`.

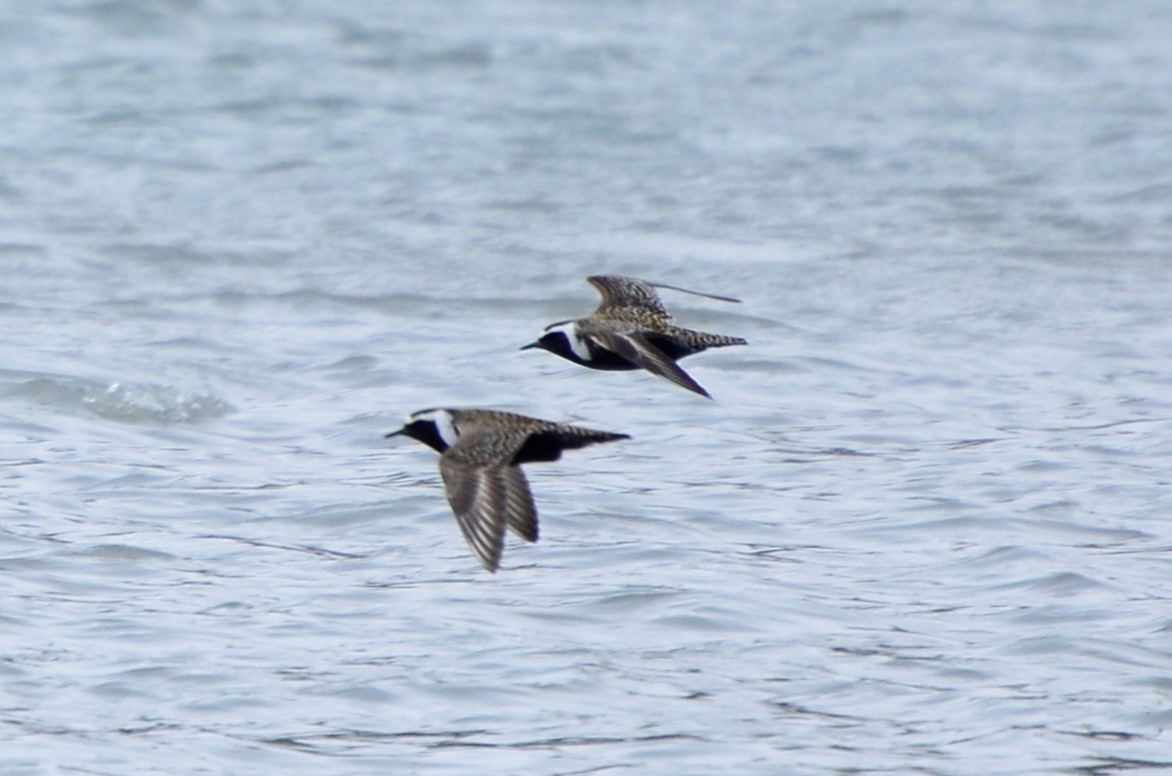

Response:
(511, 430), (627, 465)
(645, 334), (703, 361)
(582, 347), (640, 371)
(583, 333), (700, 371)
(535, 329), (701, 371)
(511, 432), (566, 464)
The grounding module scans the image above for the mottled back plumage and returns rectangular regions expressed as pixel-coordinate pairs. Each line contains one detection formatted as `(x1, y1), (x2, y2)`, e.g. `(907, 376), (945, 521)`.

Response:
(587, 275), (674, 326)
(388, 408), (629, 572)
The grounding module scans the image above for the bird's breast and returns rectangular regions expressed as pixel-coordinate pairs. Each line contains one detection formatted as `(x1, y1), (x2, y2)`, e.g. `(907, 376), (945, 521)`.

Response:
(581, 338), (641, 371)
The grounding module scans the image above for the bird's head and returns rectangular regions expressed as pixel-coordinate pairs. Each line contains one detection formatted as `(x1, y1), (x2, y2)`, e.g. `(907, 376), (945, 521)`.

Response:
(520, 321), (588, 363)
(386, 408), (459, 452)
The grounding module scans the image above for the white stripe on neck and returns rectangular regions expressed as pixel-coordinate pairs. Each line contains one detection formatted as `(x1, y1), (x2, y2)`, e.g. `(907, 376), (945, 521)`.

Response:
(549, 322), (591, 361)
(410, 409), (460, 447)
(434, 410), (459, 447)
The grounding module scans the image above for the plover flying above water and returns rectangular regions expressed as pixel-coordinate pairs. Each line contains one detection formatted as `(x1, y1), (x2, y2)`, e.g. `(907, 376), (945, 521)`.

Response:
(521, 275), (748, 399)
(386, 408), (629, 572)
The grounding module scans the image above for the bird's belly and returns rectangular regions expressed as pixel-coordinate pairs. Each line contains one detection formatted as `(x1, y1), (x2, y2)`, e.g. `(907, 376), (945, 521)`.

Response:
(643, 335), (702, 361)
(583, 349), (640, 371)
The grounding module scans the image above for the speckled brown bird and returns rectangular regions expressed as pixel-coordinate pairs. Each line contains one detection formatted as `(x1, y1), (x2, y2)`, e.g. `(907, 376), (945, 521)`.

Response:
(521, 275), (748, 399)
(386, 408), (629, 572)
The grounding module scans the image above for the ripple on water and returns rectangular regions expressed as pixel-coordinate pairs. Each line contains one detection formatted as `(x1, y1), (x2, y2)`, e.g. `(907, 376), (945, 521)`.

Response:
(8, 376), (235, 424)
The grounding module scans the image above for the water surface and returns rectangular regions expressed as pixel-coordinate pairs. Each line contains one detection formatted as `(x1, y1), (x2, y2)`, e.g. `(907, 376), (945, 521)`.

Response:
(2, 2), (1171, 774)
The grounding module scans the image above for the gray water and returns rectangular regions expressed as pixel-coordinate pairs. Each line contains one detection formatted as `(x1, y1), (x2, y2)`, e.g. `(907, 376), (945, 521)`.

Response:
(3, 1), (1172, 774)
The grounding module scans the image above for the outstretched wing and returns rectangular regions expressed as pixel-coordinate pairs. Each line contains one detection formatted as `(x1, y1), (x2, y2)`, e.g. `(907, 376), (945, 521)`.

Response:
(645, 280), (741, 304)
(580, 320), (712, 399)
(500, 466), (538, 543)
(587, 275), (670, 318)
(588, 275), (742, 320)
(439, 428), (536, 571)
(439, 457), (506, 571)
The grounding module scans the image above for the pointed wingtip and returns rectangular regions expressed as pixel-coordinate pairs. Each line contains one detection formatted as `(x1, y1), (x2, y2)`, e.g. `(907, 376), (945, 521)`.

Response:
(684, 379), (713, 400)
(477, 550), (501, 573)
(648, 280), (742, 304)
(672, 370), (712, 399)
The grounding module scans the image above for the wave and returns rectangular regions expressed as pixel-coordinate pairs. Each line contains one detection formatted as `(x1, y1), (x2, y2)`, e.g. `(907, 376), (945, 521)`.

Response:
(8, 375), (234, 425)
